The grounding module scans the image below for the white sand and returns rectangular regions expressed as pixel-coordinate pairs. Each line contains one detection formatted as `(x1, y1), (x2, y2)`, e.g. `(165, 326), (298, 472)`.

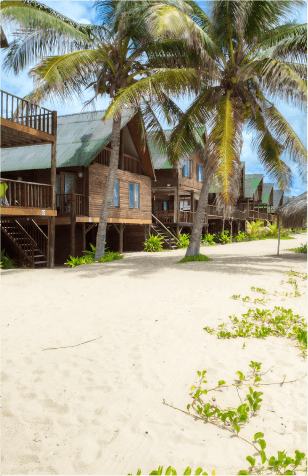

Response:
(1, 234), (307, 475)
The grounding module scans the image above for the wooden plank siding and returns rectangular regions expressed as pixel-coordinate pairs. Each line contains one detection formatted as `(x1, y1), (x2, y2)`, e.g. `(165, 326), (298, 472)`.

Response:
(180, 153), (204, 193)
(88, 163), (152, 221)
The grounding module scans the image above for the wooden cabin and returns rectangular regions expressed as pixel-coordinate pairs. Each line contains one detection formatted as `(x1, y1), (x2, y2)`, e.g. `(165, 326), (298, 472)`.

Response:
(259, 183), (274, 216)
(149, 134), (248, 238)
(273, 190), (284, 210)
(1, 110), (155, 265)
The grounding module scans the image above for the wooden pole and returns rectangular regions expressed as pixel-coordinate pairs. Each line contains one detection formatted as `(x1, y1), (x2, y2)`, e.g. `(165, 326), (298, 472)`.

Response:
(176, 168), (180, 238)
(277, 215), (281, 256)
(82, 223), (86, 252)
(230, 219), (233, 243)
(71, 193), (76, 257)
(49, 111), (57, 269)
(119, 129), (124, 170)
(119, 223), (124, 254)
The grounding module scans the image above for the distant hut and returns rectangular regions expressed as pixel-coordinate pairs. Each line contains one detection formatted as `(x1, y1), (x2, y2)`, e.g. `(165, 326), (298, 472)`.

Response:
(273, 190), (284, 209)
(275, 192), (307, 255)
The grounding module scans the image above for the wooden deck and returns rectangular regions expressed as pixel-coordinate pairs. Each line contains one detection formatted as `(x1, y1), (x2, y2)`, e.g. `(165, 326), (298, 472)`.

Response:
(0, 90), (56, 148)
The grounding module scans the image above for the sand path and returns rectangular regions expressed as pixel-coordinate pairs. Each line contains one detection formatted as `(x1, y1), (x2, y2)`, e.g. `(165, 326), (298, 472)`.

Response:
(1, 234), (307, 475)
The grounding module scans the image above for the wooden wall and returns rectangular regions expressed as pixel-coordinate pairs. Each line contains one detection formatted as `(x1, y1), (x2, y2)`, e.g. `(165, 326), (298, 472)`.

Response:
(153, 169), (177, 188)
(180, 153), (204, 193)
(88, 163), (152, 220)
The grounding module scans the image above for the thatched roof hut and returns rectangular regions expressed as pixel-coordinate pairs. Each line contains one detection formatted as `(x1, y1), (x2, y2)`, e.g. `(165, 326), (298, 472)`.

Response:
(276, 192), (307, 228)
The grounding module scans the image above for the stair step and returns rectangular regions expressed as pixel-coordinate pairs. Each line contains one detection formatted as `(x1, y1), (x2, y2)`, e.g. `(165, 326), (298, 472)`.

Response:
(34, 260), (48, 264)
(34, 254), (45, 258)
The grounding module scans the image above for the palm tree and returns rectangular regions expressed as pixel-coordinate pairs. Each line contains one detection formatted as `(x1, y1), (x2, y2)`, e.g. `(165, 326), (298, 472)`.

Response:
(1, 0), (189, 259)
(105, 0), (307, 256)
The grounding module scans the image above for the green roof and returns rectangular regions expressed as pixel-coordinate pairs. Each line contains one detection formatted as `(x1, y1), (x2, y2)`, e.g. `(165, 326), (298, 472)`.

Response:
(273, 190), (284, 208)
(262, 183), (274, 204)
(148, 127), (206, 170)
(1, 110), (134, 172)
(245, 174), (263, 199)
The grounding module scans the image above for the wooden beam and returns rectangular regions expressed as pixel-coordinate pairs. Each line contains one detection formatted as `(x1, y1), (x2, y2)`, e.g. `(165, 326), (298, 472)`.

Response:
(49, 216), (55, 268)
(1, 117), (55, 143)
(85, 223), (96, 235)
(82, 223), (86, 252)
(119, 223), (124, 253)
(0, 207), (56, 216)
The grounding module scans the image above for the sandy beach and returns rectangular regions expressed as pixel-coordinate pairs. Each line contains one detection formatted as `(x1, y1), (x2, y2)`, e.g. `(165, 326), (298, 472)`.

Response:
(1, 234), (307, 475)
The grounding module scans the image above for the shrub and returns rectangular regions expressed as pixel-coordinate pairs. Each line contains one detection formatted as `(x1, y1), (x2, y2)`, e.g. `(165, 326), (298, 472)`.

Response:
(202, 233), (216, 245)
(288, 243), (307, 254)
(144, 233), (164, 252)
(246, 219), (265, 238)
(98, 251), (124, 262)
(177, 233), (191, 249)
(0, 249), (17, 269)
(217, 231), (230, 244)
(179, 254), (212, 263)
(235, 231), (247, 242)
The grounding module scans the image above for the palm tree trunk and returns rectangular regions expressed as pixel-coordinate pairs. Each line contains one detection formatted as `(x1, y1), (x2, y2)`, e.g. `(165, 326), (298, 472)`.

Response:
(185, 166), (215, 257)
(95, 114), (122, 260)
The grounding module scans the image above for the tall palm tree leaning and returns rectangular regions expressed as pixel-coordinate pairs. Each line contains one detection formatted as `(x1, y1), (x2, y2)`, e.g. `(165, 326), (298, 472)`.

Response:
(106, 0), (307, 256)
(1, 0), (190, 259)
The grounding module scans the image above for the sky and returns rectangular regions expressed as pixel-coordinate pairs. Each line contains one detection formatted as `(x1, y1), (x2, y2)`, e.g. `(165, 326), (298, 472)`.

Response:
(1, 0), (307, 197)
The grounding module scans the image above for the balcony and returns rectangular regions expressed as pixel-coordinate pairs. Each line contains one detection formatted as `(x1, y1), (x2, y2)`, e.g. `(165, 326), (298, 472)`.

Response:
(1, 89), (56, 148)
(56, 193), (85, 217)
(0, 178), (56, 216)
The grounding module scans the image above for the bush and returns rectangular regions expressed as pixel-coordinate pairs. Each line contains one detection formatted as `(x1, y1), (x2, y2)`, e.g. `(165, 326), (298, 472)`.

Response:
(177, 233), (191, 249)
(288, 243), (307, 254)
(144, 233), (164, 252)
(235, 231), (247, 242)
(0, 249), (17, 269)
(246, 219), (265, 238)
(98, 251), (124, 262)
(202, 233), (216, 246)
(216, 230), (230, 244)
(179, 254), (212, 263)
(65, 245), (124, 267)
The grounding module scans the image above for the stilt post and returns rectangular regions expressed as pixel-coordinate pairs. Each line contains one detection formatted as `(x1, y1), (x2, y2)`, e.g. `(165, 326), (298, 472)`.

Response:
(119, 223), (124, 254)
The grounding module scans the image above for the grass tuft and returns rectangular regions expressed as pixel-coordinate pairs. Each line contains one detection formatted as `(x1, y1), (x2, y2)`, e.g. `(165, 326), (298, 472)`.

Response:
(179, 254), (212, 263)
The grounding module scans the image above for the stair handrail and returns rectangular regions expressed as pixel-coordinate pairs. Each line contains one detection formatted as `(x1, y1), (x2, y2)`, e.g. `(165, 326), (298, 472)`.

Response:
(31, 219), (48, 239)
(15, 220), (38, 246)
(151, 213), (179, 243)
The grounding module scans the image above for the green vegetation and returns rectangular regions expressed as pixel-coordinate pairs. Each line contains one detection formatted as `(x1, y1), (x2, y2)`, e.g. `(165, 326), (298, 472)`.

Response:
(202, 233), (216, 246)
(144, 234), (164, 252)
(179, 255), (211, 263)
(288, 243), (307, 254)
(0, 249), (17, 269)
(65, 244), (123, 267)
(177, 233), (191, 249)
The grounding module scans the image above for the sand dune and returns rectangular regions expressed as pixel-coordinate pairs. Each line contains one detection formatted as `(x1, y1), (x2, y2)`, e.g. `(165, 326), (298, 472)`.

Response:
(1, 234), (307, 475)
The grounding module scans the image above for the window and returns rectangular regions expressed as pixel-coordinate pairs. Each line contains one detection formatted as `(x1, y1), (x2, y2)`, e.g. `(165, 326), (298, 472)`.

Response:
(182, 159), (190, 178)
(163, 201), (168, 211)
(180, 199), (190, 211)
(197, 164), (203, 182)
(111, 179), (119, 207)
(129, 183), (139, 208)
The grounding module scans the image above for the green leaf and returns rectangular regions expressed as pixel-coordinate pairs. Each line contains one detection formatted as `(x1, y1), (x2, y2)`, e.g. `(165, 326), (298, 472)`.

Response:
(268, 457), (276, 466)
(194, 469), (203, 475)
(236, 371), (245, 381)
(187, 404), (190, 411)
(218, 380), (226, 386)
(183, 468), (192, 475)
(238, 472), (250, 475)
(233, 423), (241, 433)
(261, 451), (266, 464)
(246, 456), (255, 467)
(285, 471), (294, 475)
(254, 432), (264, 441)
(259, 439), (266, 450)
(165, 467), (172, 475)
(137, 471), (141, 476)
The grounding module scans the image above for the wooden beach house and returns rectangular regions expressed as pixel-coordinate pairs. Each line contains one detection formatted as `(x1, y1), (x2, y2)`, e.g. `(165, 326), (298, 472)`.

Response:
(1, 110), (155, 265)
(273, 190), (284, 210)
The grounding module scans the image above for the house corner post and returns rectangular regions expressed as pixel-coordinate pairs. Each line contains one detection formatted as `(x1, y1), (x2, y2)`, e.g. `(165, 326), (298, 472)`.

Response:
(119, 223), (124, 254)
(49, 111), (57, 269)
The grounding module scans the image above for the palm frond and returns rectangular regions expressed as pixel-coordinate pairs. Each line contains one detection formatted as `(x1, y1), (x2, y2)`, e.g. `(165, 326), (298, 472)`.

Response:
(104, 68), (201, 120)
(1, 1), (93, 38)
(271, 23), (307, 63)
(29, 49), (102, 103)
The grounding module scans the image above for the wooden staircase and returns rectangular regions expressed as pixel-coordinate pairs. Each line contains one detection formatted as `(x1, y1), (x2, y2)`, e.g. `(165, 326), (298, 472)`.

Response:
(1, 218), (49, 267)
(151, 214), (179, 250)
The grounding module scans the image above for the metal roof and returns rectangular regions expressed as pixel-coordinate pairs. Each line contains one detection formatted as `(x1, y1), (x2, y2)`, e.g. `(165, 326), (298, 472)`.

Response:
(244, 174), (263, 198)
(1, 110), (134, 172)
(262, 183), (274, 204)
(273, 190), (284, 208)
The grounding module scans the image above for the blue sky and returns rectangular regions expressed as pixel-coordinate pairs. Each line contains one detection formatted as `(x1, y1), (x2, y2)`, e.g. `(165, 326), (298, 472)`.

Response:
(1, 0), (307, 197)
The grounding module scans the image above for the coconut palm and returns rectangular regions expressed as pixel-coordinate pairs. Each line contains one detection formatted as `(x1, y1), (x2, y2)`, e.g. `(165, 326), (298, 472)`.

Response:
(106, 0), (307, 256)
(1, 0), (192, 259)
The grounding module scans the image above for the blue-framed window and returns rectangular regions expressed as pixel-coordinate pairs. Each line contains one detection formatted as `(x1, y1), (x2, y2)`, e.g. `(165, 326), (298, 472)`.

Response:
(111, 179), (119, 207)
(182, 159), (190, 178)
(129, 183), (140, 208)
(197, 164), (203, 182)
(163, 201), (168, 211)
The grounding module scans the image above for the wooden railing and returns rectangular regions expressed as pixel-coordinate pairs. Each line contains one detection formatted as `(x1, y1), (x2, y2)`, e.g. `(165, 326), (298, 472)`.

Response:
(56, 193), (85, 216)
(0, 90), (55, 135)
(1, 218), (35, 266)
(19, 219), (48, 262)
(93, 147), (144, 175)
(1, 178), (53, 209)
(155, 208), (276, 224)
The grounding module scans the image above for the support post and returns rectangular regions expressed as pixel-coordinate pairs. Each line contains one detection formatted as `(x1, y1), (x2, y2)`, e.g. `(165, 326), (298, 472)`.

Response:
(71, 193), (76, 257)
(119, 223), (124, 254)
(169, 234), (171, 251)
(119, 129), (124, 170)
(230, 219), (233, 243)
(49, 111), (57, 269)
(82, 223), (86, 252)
(277, 215), (281, 256)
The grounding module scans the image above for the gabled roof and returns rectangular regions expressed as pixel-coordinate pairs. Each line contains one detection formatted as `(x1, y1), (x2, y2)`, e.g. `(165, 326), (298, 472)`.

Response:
(244, 174), (263, 199)
(273, 190), (284, 208)
(276, 192), (307, 228)
(0, 27), (8, 48)
(1, 110), (155, 178)
(262, 183), (274, 204)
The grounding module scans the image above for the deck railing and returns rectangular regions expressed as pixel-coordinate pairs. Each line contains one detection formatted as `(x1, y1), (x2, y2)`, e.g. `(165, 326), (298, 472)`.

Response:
(56, 193), (85, 216)
(0, 90), (55, 135)
(94, 147), (144, 175)
(154, 208), (276, 224)
(1, 178), (53, 209)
